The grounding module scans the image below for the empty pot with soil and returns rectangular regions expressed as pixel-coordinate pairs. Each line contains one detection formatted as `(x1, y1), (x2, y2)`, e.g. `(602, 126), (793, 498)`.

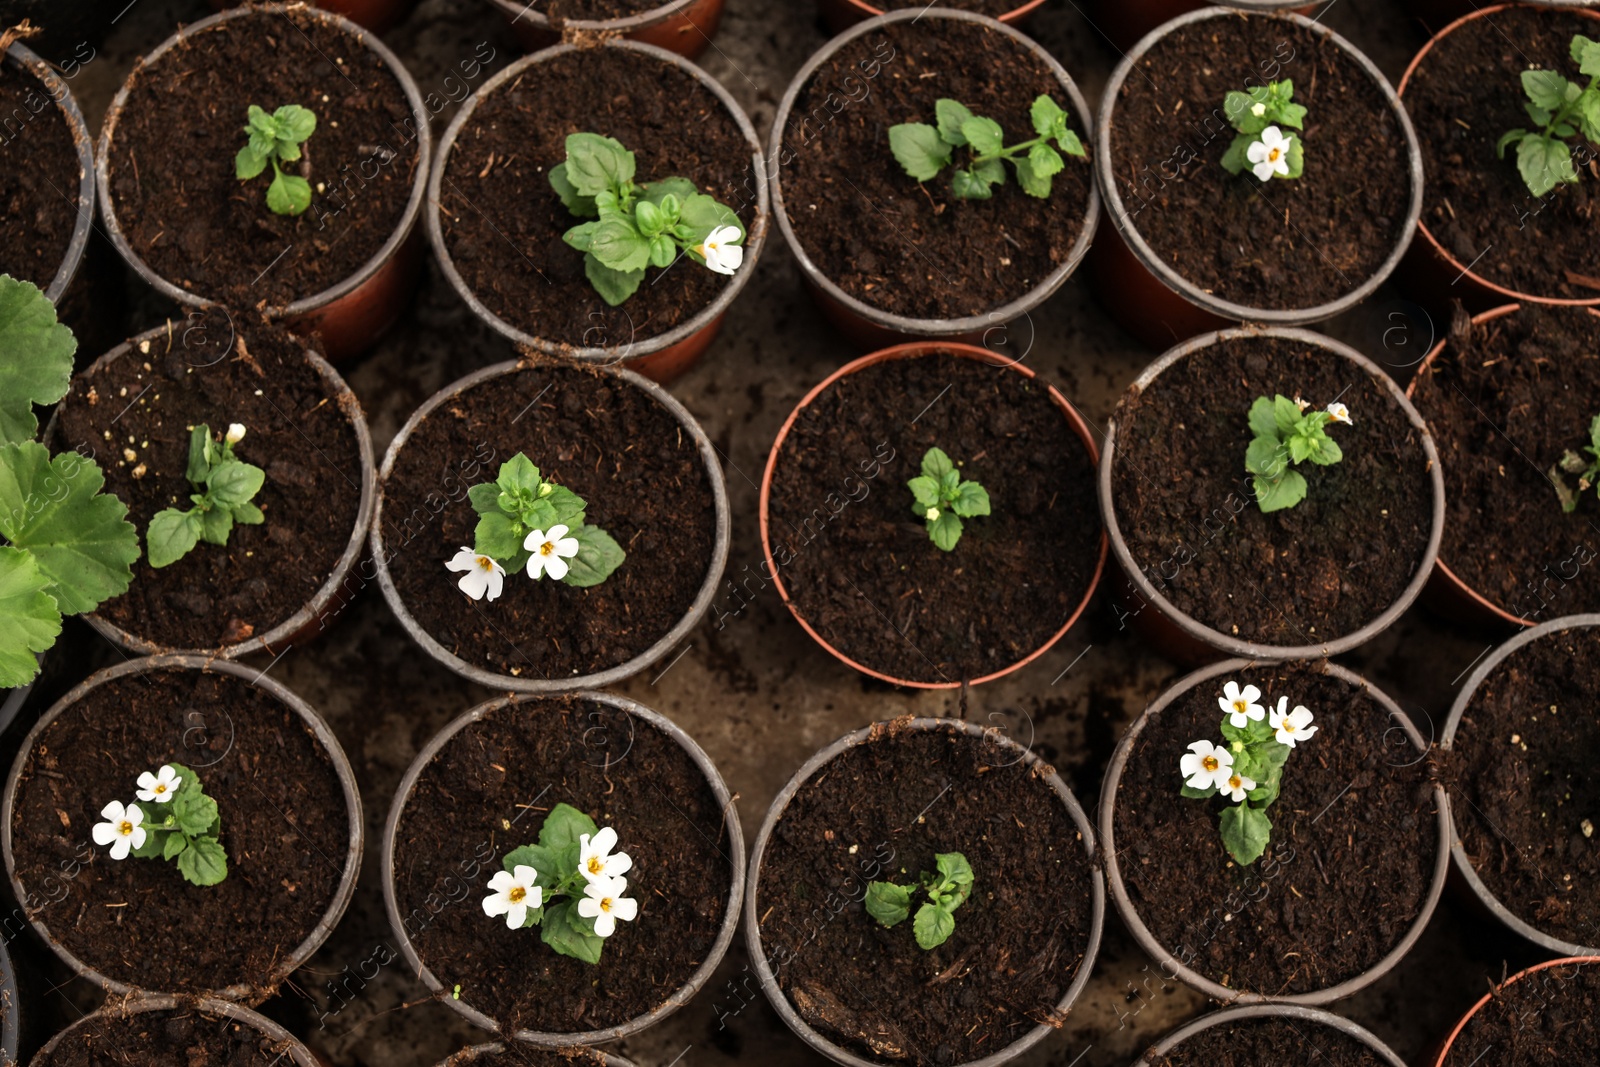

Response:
(429, 39), (766, 383)
(383, 691), (744, 1045)
(1441, 614), (1600, 957)
(96, 3), (432, 362)
(1431, 956), (1600, 1067)
(815, 0), (1048, 35)
(769, 9), (1099, 350)
(1100, 659), (1449, 1005)
(746, 717), (1104, 1067)
(1, 655), (362, 1001)
(436, 1046), (635, 1067)
(1134, 1004), (1407, 1067)
(1099, 327), (1444, 664)
(32, 994), (318, 1067)
(759, 342), (1105, 688)
(485, 0), (725, 58)
(1092, 8), (1422, 348)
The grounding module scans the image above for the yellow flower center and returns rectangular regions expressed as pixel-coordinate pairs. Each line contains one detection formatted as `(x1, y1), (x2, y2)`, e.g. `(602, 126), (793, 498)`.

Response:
(539, 541), (555, 557)
(119, 820), (134, 836)
(1283, 721), (1296, 733)
(1267, 146), (1282, 163)
(1233, 700), (1248, 714)
(1229, 775), (1243, 790)
(154, 784), (167, 795)
(587, 856), (604, 875)
(599, 896), (614, 913)
(1202, 756), (1219, 772)
(476, 556), (495, 572)
(509, 886), (526, 904)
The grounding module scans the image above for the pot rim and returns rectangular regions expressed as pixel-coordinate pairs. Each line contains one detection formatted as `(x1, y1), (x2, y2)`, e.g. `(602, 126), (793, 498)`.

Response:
(484, 0), (698, 33)
(1098, 657), (1452, 1005)
(767, 6), (1102, 338)
(758, 341), (1108, 688)
(829, 0), (1050, 22)
(93, 1), (433, 319)
(438, 1043), (638, 1067)
(30, 991), (319, 1065)
(381, 689), (746, 1046)
(0, 931), (16, 1062)
(1439, 612), (1600, 957)
(744, 715), (1106, 1067)
(1133, 1002), (1408, 1066)
(1430, 955), (1600, 1067)
(1098, 324), (1446, 660)
(369, 357), (731, 693)
(0, 653), (364, 1003)
(1094, 6), (1425, 326)
(426, 37), (768, 365)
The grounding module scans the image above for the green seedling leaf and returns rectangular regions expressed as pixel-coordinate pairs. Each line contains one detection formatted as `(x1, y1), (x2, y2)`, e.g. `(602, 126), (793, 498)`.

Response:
(176, 836), (229, 886)
(1012, 155), (1053, 198)
(564, 133), (635, 197)
(950, 481), (990, 518)
(1253, 469), (1308, 512)
(562, 524), (625, 588)
(589, 216), (653, 273)
(928, 510), (963, 551)
(541, 900), (604, 964)
(0, 547), (59, 688)
(908, 476), (941, 510)
(538, 803), (599, 853)
(959, 116), (1004, 156)
(550, 163), (599, 218)
(890, 123), (952, 181)
(0, 442), (139, 609)
(865, 881), (911, 927)
(1218, 803), (1272, 866)
(913, 902), (956, 950)
(936, 99), (975, 145)
(1030, 94), (1067, 140)
(585, 254), (645, 307)
(0, 276), (76, 445)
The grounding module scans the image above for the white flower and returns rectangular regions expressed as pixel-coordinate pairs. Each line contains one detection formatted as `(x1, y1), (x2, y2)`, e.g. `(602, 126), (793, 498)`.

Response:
(225, 423), (246, 444)
(91, 800), (146, 860)
(523, 525), (580, 581)
(135, 765), (182, 804)
(1220, 769), (1257, 803)
(1250, 102), (1266, 118)
(1218, 680), (1266, 728)
(1325, 402), (1352, 425)
(579, 826), (633, 883)
(1180, 740), (1235, 791)
(695, 225), (743, 276)
(482, 865), (543, 930)
(925, 507), (941, 522)
(1246, 126), (1293, 182)
(577, 875), (638, 938)
(446, 547), (506, 602)
(1269, 697), (1318, 747)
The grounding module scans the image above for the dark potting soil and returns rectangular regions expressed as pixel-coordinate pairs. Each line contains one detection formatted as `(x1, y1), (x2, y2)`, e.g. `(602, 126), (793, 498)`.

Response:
(1442, 961), (1600, 1067)
(35, 1006), (300, 1067)
(1447, 626), (1600, 949)
(756, 723), (1096, 1066)
(868, 0), (1022, 13)
(766, 353), (1100, 685)
(438, 47), (757, 348)
(1403, 7), (1600, 301)
(1110, 335), (1435, 646)
(539, 0), (672, 16)
(0, 60), (79, 291)
(442, 1048), (612, 1067)
(381, 362), (715, 680)
(395, 698), (732, 1034)
(10, 669), (351, 995)
(1408, 306), (1600, 620)
(1112, 664), (1437, 995)
(781, 19), (1092, 320)
(104, 7), (418, 308)
(1147, 1014), (1388, 1067)
(1108, 16), (1412, 310)
(54, 309), (364, 651)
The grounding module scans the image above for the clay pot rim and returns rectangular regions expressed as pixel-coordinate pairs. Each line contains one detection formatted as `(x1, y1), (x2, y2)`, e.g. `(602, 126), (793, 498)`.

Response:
(1133, 1003), (1408, 1066)
(484, 0), (698, 33)
(1430, 955), (1600, 1067)
(30, 991), (319, 1065)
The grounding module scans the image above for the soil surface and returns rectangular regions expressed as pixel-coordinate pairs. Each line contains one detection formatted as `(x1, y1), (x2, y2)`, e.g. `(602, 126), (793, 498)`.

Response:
(381, 361), (715, 680)
(1112, 664), (1437, 995)
(438, 47), (757, 349)
(1403, 7), (1600, 301)
(35, 1006), (302, 1066)
(1147, 1014), (1389, 1066)
(54, 309), (365, 651)
(1442, 961), (1600, 1067)
(869, 0), (1020, 12)
(0, 59), (79, 292)
(440, 1047), (612, 1067)
(781, 18), (1092, 320)
(10, 668), (351, 995)
(539, 0), (671, 18)
(394, 698), (732, 1035)
(1408, 305), (1600, 620)
(1108, 15), (1412, 311)
(766, 353), (1101, 684)
(1110, 334), (1434, 646)
(756, 723), (1096, 1066)
(104, 6), (418, 308)
(1447, 625), (1600, 950)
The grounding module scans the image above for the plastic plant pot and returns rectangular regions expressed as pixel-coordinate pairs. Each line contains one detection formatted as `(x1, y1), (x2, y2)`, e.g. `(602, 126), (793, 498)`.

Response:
(95, 3), (433, 363)
(1401, 0), (1598, 37)
(31, 994), (318, 1066)
(1133, 1004), (1408, 1067)
(1089, 0), (1317, 54)
(816, 0), (1047, 35)
(1429, 956), (1600, 1067)
(208, 0), (417, 32)
(486, 0), (724, 58)
(436, 1045), (637, 1067)
(0, 935), (17, 1066)
(428, 38), (765, 384)
(768, 8), (1100, 352)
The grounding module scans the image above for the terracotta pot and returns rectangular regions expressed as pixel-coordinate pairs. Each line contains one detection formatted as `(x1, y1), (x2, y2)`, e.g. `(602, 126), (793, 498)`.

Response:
(1089, 0), (1317, 54)
(95, 3), (433, 363)
(208, 0), (417, 32)
(1402, 0), (1599, 34)
(769, 8), (1100, 352)
(428, 39), (766, 384)
(486, 0), (724, 59)
(816, 0), (1047, 35)
(758, 341), (1107, 688)
(32, 993), (318, 1066)
(1430, 955), (1600, 1067)
(436, 1045), (636, 1067)
(1133, 1004), (1407, 1067)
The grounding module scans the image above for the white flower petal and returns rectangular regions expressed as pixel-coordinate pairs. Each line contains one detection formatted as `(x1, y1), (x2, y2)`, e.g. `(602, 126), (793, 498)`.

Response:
(577, 897), (601, 919)
(505, 902), (526, 930)
(546, 525), (570, 542)
(607, 851), (633, 878)
(487, 870), (516, 893)
(100, 799), (126, 822)
(110, 835), (132, 860)
(543, 554), (569, 582)
(523, 528), (548, 553)
(92, 822), (118, 846)
(554, 537), (580, 559)
(445, 547), (479, 573)
(610, 896), (638, 923)
(592, 911), (617, 937)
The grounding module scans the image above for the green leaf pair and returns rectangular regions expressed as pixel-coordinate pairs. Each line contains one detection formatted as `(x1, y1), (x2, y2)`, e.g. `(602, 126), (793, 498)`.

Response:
(1219, 80), (1307, 181)
(128, 763), (229, 887)
(888, 94), (1087, 201)
(146, 424), (266, 569)
(468, 453), (624, 587)
(906, 447), (991, 551)
(1550, 412), (1600, 513)
(498, 803), (609, 964)
(1497, 35), (1600, 197)
(1243, 395), (1348, 513)
(865, 851), (974, 950)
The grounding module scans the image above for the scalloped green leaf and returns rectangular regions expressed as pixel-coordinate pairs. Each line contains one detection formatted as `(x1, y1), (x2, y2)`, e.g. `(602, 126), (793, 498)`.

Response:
(0, 276), (76, 446)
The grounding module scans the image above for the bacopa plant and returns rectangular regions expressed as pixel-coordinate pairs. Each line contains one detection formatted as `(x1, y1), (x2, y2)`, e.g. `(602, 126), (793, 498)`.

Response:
(1244, 395), (1352, 512)
(146, 423), (266, 568)
(92, 762), (229, 886)
(236, 104), (318, 216)
(889, 95), (1087, 200)
(1219, 80), (1306, 182)
(1498, 35), (1600, 197)
(907, 447), (991, 551)
(551, 133), (745, 307)
(865, 851), (974, 950)
(1551, 413), (1600, 512)
(481, 803), (638, 964)
(1180, 680), (1318, 866)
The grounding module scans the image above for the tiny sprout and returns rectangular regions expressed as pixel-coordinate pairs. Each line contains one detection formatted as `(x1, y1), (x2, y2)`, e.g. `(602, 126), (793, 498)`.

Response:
(236, 104), (317, 216)
(1220, 80), (1306, 182)
(146, 423), (266, 568)
(889, 95), (1087, 201)
(906, 447), (990, 551)
(91, 763), (229, 886)
(1498, 35), (1600, 197)
(1243, 395), (1351, 512)
(1550, 413), (1600, 513)
(865, 851), (974, 950)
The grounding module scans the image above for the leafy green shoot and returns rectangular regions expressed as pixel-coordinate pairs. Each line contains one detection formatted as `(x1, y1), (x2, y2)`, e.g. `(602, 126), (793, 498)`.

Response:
(1219, 80), (1306, 181)
(464, 452), (624, 590)
(865, 851), (974, 950)
(889, 95), (1087, 200)
(236, 104), (318, 216)
(1243, 395), (1351, 513)
(1551, 413), (1600, 512)
(146, 424), (265, 569)
(1497, 35), (1600, 197)
(907, 447), (990, 551)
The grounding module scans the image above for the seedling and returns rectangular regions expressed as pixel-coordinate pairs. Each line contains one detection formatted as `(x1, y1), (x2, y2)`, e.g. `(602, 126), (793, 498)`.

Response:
(551, 133), (745, 307)
(236, 104), (318, 216)
(146, 423), (266, 568)
(482, 803), (637, 963)
(1498, 35), (1600, 197)
(865, 851), (974, 950)
(1244, 395), (1352, 512)
(1180, 680), (1318, 866)
(1219, 80), (1306, 182)
(907, 447), (991, 551)
(1551, 413), (1600, 512)
(92, 763), (229, 886)
(889, 95), (1087, 200)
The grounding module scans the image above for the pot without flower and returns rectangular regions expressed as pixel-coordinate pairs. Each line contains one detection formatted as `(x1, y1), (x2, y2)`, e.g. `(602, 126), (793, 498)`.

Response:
(437, 1045), (637, 1067)
(815, 0), (1047, 35)
(31, 993), (318, 1066)
(486, 0), (724, 58)
(1133, 1004), (1407, 1067)
(1430, 956), (1600, 1067)
(208, 0), (416, 32)
(1089, 0), (1316, 55)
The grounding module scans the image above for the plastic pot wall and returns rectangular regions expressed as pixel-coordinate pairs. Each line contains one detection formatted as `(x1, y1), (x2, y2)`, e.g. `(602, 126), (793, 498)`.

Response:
(487, 0), (724, 58)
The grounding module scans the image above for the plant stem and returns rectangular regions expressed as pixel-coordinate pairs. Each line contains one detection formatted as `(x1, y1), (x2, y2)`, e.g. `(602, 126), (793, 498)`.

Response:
(971, 134), (1049, 165)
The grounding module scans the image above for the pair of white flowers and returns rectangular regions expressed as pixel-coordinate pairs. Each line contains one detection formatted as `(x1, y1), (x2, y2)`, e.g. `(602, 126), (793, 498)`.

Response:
(91, 765), (183, 860)
(1180, 681), (1318, 801)
(446, 524), (583, 602)
(482, 826), (640, 938)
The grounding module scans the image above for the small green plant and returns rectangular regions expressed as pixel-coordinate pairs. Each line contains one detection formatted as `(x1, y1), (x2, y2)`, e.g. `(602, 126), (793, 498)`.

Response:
(1220, 80), (1305, 182)
(146, 423), (265, 569)
(93, 763), (229, 887)
(1497, 36), (1600, 197)
(1244, 395), (1352, 513)
(888, 95), (1087, 200)
(551, 133), (745, 307)
(907, 447), (990, 551)
(236, 104), (318, 216)
(1551, 413), (1600, 512)
(865, 851), (974, 950)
